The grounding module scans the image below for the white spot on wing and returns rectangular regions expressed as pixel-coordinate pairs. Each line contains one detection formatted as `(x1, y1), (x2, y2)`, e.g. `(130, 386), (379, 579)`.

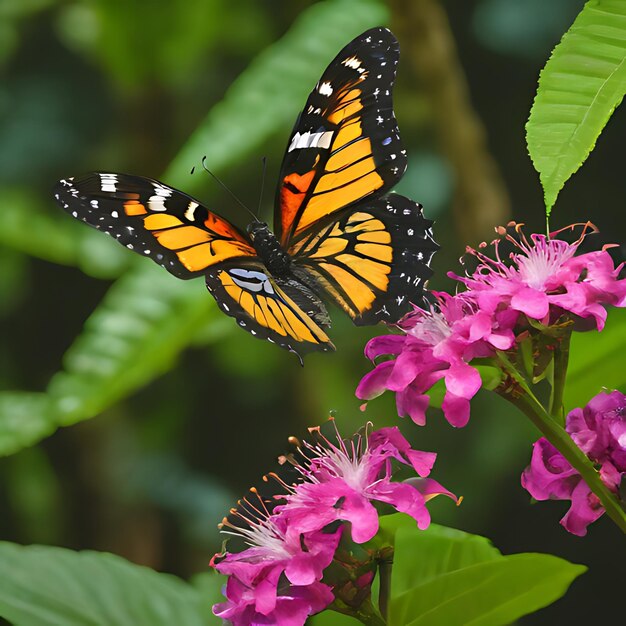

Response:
(288, 130), (334, 152)
(100, 173), (117, 192)
(342, 55), (362, 70)
(148, 195), (167, 212)
(184, 201), (199, 221)
(318, 81), (333, 96)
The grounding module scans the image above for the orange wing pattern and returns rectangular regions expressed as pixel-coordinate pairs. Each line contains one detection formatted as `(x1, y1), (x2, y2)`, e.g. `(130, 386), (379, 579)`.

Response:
(54, 173), (255, 278)
(290, 194), (438, 325)
(275, 28), (406, 248)
(205, 264), (334, 359)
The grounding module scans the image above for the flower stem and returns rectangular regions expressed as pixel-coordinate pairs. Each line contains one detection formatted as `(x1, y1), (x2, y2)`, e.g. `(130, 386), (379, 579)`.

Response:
(496, 351), (626, 534)
(378, 557), (392, 621)
(548, 333), (571, 425)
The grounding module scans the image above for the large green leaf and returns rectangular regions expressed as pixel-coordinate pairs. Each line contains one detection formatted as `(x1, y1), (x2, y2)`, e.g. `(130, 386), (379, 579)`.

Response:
(563, 307), (626, 412)
(0, 0), (388, 455)
(385, 517), (585, 626)
(389, 553), (585, 626)
(526, 0), (626, 215)
(381, 517), (501, 598)
(0, 542), (215, 625)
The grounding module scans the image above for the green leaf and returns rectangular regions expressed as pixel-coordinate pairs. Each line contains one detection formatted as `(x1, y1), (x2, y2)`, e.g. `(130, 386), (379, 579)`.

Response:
(526, 0), (626, 215)
(189, 571), (227, 610)
(563, 307), (626, 412)
(380, 518), (585, 625)
(384, 518), (501, 598)
(0, 392), (57, 457)
(390, 551), (585, 626)
(0, 542), (215, 625)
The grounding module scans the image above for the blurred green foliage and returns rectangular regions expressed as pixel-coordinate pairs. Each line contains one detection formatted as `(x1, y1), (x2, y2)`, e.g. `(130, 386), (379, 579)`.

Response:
(0, 0), (624, 624)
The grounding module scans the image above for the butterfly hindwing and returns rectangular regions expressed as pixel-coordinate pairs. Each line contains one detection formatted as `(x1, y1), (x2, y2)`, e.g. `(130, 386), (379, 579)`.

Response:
(274, 27), (406, 248)
(54, 173), (256, 279)
(205, 263), (335, 358)
(289, 194), (438, 325)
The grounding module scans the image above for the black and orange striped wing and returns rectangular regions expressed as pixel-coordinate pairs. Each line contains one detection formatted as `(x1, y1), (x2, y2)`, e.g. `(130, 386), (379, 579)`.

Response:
(205, 263), (334, 359)
(289, 194), (438, 325)
(274, 27), (405, 248)
(54, 173), (256, 278)
(54, 173), (333, 358)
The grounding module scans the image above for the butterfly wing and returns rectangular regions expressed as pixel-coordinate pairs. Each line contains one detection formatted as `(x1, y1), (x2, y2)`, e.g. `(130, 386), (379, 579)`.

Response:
(54, 173), (333, 358)
(53, 173), (256, 278)
(274, 27), (406, 248)
(288, 194), (438, 325)
(205, 262), (334, 359)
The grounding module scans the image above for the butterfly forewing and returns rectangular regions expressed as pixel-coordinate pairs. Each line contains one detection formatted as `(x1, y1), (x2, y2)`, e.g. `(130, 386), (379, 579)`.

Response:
(274, 27), (406, 248)
(290, 193), (438, 324)
(54, 173), (255, 279)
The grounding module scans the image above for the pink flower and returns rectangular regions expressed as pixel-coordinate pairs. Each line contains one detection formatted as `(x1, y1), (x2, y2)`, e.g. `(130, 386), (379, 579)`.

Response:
(211, 492), (339, 625)
(278, 422), (456, 543)
(521, 390), (626, 536)
(213, 574), (334, 626)
(356, 293), (516, 427)
(566, 390), (626, 491)
(452, 225), (626, 330)
(211, 421), (457, 623)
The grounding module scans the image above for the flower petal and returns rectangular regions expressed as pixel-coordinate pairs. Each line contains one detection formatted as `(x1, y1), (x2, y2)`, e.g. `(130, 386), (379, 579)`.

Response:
(355, 360), (394, 400)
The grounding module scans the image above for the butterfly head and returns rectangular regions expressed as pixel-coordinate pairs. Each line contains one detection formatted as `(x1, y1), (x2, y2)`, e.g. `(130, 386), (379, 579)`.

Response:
(246, 221), (271, 241)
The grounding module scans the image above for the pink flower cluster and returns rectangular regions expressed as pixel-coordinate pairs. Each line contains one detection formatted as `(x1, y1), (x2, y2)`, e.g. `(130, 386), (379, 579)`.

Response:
(357, 225), (626, 427)
(211, 422), (455, 625)
(521, 390), (626, 536)
(357, 293), (516, 427)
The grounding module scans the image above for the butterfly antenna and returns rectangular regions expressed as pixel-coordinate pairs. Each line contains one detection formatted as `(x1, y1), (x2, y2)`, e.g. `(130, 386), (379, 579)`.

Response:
(201, 156), (260, 223)
(257, 156), (267, 218)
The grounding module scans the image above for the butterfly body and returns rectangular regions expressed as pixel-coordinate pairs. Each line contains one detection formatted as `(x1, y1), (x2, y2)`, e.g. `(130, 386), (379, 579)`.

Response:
(246, 222), (292, 277)
(54, 28), (439, 360)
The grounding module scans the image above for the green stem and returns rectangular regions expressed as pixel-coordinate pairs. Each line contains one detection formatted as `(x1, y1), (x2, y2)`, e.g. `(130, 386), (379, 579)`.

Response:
(548, 332), (571, 425)
(378, 557), (392, 622)
(496, 351), (626, 534)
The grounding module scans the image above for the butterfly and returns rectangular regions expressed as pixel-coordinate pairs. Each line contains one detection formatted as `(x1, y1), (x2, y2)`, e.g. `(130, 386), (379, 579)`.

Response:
(53, 27), (438, 361)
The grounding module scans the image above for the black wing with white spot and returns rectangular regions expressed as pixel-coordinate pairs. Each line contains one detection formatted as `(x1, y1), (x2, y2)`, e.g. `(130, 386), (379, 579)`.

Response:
(53, 173), (256, 278)
(274, 27), (406, 248)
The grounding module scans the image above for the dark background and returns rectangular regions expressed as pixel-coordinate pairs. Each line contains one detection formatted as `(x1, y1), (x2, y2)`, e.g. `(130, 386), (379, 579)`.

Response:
(1, 0), (624, 624)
